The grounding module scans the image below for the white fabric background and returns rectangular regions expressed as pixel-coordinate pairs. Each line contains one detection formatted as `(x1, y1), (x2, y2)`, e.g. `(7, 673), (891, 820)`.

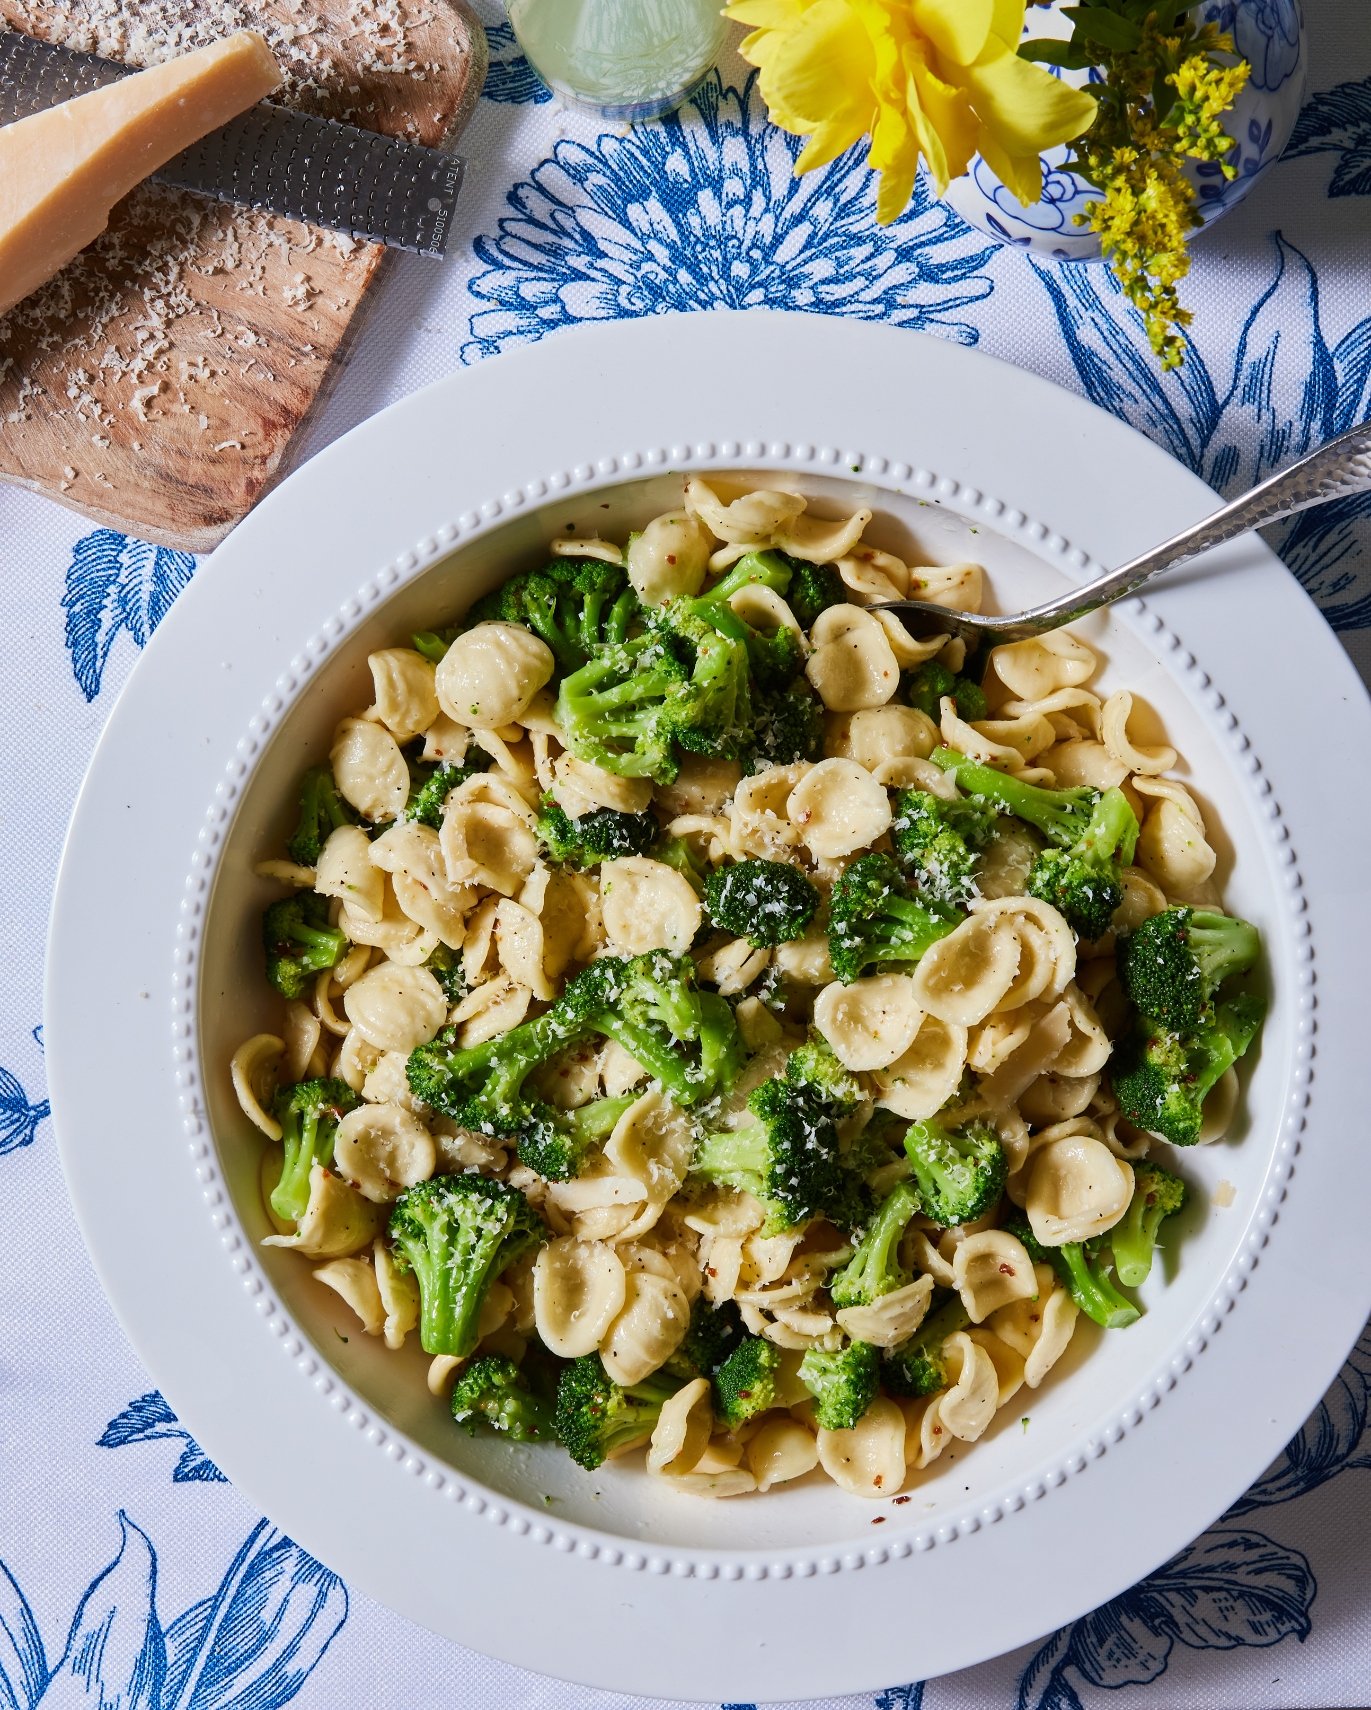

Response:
(1, 2), (1369, 1706)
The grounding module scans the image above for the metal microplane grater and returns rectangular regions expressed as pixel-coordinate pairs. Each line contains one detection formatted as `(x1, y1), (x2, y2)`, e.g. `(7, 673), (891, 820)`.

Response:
(0, 29), (464, 256)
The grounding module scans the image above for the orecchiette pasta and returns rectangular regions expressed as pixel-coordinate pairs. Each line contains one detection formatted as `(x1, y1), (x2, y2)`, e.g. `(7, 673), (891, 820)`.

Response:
(366, 647), (440, 743)
(434, 621), (554, 730)
(330, 717), (409, 822)
(241, 480), (1264, 1502)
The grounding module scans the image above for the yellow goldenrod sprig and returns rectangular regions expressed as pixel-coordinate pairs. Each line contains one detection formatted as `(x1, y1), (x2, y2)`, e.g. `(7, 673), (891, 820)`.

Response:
(1063, 13), (1250, 369)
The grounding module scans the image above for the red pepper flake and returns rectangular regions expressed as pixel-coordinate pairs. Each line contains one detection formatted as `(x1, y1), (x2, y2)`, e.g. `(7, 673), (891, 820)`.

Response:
(666, 553), (677, 564)
(893, 1495), (911, 1505)
(871, 1515), (886, 1524)
(999, 1263), (1016, 1275)
(874, 1474), (884, 1487)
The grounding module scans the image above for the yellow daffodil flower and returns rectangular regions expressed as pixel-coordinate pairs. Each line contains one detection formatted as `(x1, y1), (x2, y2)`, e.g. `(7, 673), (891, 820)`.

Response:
(726, 0), (1099, 221)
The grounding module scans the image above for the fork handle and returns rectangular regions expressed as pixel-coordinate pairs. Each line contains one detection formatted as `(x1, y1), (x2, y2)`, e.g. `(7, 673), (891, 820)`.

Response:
(1014, 419), (1371, 633)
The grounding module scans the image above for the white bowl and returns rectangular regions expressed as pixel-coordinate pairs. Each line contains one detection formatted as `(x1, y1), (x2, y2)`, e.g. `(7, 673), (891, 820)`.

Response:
(47, 312), (1371, 1701)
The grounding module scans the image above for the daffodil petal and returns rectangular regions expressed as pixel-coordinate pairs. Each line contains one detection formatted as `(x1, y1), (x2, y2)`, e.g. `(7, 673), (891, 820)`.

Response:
(911, 0), (994, 66)
(758, 0), (876, 130)
(963, 46), (1098, 155)
(724, 0), (805, 25)
(979, 135), (1045, 206)
(907, 50), (977, 190)
(795, 113), (868, 173)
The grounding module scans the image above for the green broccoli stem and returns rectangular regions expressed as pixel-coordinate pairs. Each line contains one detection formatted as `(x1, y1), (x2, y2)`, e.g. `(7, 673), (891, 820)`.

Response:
(690, 1114), (773, 1197)
(932, 748), (1098, 846)
(1056, 1243), (1141, 1330)
(271, 1108), (333, 1223)
(829, 1181), (921, 1308)
(1111, 1163), (1188, 1289)
(700, 550), (793, 604)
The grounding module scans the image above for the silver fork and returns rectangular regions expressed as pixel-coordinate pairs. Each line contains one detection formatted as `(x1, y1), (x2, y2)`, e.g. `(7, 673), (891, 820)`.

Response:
(874, 420), (1371, 648)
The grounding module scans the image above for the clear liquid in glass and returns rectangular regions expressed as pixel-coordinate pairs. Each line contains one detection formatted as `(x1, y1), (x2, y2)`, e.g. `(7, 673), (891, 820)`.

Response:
(507, 0), (727, 121)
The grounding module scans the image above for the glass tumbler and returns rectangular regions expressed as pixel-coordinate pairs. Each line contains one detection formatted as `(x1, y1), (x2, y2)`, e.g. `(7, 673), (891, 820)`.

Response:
(507, 0), (728, 122)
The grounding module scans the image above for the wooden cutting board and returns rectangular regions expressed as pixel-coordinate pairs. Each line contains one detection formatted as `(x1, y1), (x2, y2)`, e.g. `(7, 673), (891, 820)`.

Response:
(0, 0), (486, 550)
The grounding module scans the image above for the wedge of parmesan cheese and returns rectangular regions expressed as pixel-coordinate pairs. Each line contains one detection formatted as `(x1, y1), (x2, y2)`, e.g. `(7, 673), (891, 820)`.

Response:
(0, 31), (281, 318)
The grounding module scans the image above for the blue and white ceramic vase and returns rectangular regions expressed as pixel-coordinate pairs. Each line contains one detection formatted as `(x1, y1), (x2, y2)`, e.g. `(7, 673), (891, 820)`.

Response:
(942, 0), (1306, 260)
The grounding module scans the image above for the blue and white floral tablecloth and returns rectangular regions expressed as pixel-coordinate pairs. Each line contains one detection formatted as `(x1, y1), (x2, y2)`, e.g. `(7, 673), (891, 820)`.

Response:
(2, 3), (1369, 1706)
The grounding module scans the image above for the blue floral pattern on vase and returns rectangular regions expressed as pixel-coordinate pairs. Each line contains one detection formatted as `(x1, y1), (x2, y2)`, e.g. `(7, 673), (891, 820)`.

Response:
(1016, 1527), (1315, 1709)
(0, 1513), (345, 1710)
(944, 0), (1306, 259)
(62, 530), (197, 702)
(100, 1393), (228, 1485)
(1034, 230), (1371, 633)
(461, 70), (996, 365)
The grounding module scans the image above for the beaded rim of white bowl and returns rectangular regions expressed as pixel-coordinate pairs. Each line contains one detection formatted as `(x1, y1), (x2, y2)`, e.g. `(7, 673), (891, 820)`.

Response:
(172, 442), (1311, 1577)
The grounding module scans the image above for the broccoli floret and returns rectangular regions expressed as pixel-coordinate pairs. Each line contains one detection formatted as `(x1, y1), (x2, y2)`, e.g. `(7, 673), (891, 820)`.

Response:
(1118, 906), (1262, 1034)
(515, 1094), (637, 1182)
(424, 942), (467, 1005)
(407, 762), (483, 830)
(712, 1335), (782, 1428)
(263, 893), (348, 1000)
(798, 1340), (879, 1430)
(890, 788), (996, 907)
(1111, 1160), (1188, 1288)
(537, 797), (658, 868)
(554, 1355), (680, 1469)
(1026, 788), (1140, 940)
(405, 1005), (585, 1136)
(690, 1073), (845, 1231)
(1111, 993), (1265, 1145)
(703, 857), (820, 947)
(881, 1293), (971, 1397)
(388, 1174), (544, 1357)
(1004, 1212), (1140, 1331)
(934, 748), (1139, 939)
(269, 1078), (359, 1224)
(286, 765), (356, 865)
(699, 549), (794, 603)
(905, 1115), (1007, 1227)
(788, 559), (844, 630)
(828, 1181), (922, 1308)
(560, 952), (744, 1108)
(487, 558), (640, 673)
(665, 1297), (745, 1380)
(652, 834), (709, 895)
(695, 552), (807, 687)
(555, 629), (687, 783)
(656, 599), (756, 757)
(905, 661), (987, 723)
(450, 1353), (554, 1441)
(827, 852), (961, 984)
(744, 678), (825, 773)
(786, 1034), (865, 1116)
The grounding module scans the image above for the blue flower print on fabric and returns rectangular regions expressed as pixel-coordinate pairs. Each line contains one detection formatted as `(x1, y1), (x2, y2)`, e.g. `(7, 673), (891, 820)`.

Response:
(0, 1028), (48, 1158)
(461, 71), (996, 365)
(1034, 232), (1371, 631)
(0, 1513), (345, 1710)
(100, 1393), (228, 1484)
(1016, 1528), (1315, 1709)
(1288, 74), (1371, 196)
(481, 21), (551, 105)
(63, 531), (196, 702)
(1230, 1323), (1371, 1513)
(874, 1685), (925, 1709)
